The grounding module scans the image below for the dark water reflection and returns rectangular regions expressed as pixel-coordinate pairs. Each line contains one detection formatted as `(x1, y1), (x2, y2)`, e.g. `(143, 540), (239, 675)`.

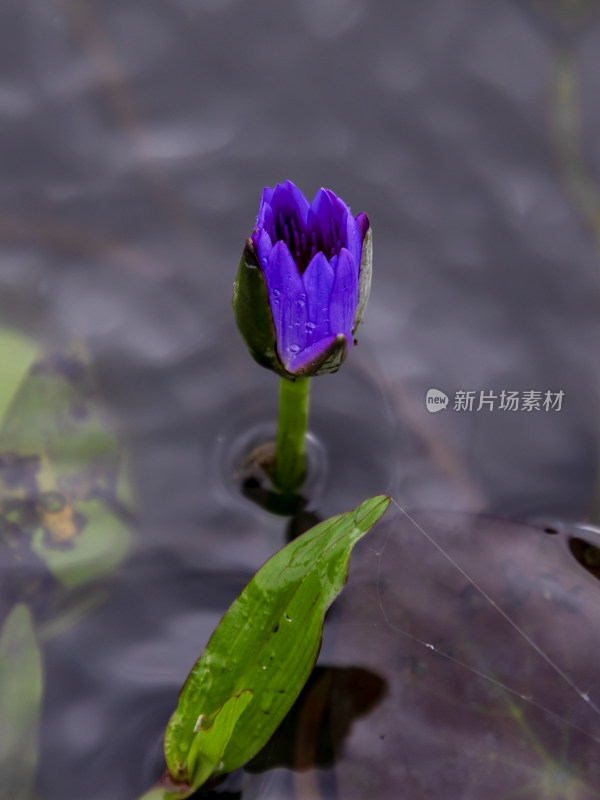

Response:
(1, 0), (600, 798)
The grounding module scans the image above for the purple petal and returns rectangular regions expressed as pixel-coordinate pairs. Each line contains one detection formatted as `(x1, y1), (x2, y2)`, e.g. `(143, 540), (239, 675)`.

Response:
(285, 333), (341, 375)
(307, 188), (338, 251)
(252, 188), (274, 251)
(264, 241), (307, 365)
(356, 211), (369, 241)
(328, 247), (359, 338)
(256, 228), (273, 270)
(259, 186), (274, 206)
(271, 180), (310, 227)
(309, 188), (337, 226)
(324, 189), (349, 220)
(341, 209), (362, 277)
(302, 251), (334, 344)
(256, 186), (274, 229)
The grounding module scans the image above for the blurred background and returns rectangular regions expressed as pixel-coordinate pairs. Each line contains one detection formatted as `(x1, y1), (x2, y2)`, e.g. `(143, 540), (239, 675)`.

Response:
(2, 0), (600, 520)
(1, 1), (600, 798)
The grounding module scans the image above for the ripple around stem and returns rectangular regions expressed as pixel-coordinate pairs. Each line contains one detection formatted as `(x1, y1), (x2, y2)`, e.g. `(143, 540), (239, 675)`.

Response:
(215, 418), (329, 514)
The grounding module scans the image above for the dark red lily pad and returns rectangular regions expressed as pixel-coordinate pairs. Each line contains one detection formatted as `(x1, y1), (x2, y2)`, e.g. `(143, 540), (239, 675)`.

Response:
(314, 511), (600, 800)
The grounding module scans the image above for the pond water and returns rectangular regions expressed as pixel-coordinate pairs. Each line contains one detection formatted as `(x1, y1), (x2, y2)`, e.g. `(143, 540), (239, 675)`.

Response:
(1, 1), (600, 798)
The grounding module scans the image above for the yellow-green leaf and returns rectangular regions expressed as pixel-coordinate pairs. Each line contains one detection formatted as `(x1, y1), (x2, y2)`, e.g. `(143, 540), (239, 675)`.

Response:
(0, 604), (43, 800)
(0, 327), (40, 428)
(0, 342), (134, 587)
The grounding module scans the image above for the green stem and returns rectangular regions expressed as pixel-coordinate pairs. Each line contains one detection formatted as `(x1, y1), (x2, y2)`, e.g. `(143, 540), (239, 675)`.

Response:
(273, 376), (311, 495)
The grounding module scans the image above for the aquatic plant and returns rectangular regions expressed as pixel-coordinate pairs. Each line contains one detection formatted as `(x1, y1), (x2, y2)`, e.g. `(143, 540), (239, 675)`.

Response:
(233, 180), (372, 494)
(142, 497), (390, 798)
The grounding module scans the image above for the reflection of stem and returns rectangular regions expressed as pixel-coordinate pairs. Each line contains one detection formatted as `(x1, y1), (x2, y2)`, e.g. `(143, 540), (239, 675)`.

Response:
(549, 50), (600, 523)
(273, 377), (311, 496)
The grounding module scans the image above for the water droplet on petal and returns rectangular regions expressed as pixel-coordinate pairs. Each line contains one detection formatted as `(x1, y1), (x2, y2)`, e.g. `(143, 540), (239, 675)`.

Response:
(289, 345), (300, 354)
(305, 322), (316, 334)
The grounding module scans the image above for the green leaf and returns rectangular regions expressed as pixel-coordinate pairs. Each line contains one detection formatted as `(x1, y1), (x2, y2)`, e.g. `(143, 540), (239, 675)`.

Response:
(164, 495), (390, 788)
(0, 342), (134, 586)
(187, 690), (253, 786)
(31, 498), (131, 588)
(0, 327), (40, 429)
(0, 343), (121, 496)
(137, 790), (185, 800)
(0, 604), (44, 800)
(136, 778), (192, 800)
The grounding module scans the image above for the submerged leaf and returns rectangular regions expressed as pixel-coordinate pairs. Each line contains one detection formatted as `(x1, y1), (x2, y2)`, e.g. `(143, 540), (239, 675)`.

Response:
(164, 495), (390, 789)
(0, 604), (43, 800)
(0, 339), (134, 587)
(0, 328), (40, 428)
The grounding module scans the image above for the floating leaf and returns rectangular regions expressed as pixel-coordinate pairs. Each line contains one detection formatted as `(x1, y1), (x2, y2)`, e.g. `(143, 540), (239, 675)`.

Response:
(0, 342), (121, 499)
(31, 498), (130, 589)
(322, 511), (600, 800)
(163, 495), (389, 790)
(0, 327), (40, 428)
(0, 604), (43, 800)
(135, 693), (255, 800)
(0, 340), (134, 587)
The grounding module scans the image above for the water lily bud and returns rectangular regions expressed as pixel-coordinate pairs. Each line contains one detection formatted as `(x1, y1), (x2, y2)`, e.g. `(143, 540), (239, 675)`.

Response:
(233, 180), (372, 379)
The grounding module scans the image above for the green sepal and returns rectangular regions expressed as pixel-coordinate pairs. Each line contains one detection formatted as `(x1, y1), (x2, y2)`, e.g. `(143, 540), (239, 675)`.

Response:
(232, 239), (288, 378)
(353, 221), (372, 333)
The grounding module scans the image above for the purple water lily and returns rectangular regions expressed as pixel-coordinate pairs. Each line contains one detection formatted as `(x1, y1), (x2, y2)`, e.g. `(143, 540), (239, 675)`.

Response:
(232, 181), (373, 493)
(248, 180), (371, 377)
